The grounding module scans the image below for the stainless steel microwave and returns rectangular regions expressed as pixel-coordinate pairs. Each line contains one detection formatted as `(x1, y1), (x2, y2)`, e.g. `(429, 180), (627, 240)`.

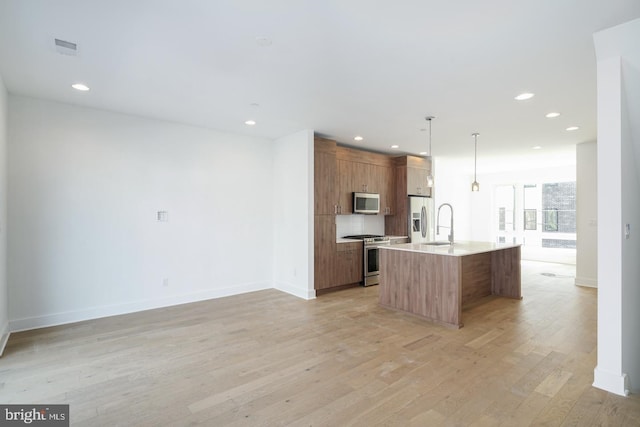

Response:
(353, 192), (380, 214)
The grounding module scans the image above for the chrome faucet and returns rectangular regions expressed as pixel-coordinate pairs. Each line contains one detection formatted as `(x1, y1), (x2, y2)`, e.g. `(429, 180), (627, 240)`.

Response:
(437, 203), (454, 244)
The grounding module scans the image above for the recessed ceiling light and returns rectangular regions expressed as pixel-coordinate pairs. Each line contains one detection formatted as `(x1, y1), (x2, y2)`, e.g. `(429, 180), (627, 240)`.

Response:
(354, 136), (363, 141)
(532, 146), (542, 150)
(245, 120), (256, 126)
(514, 92), (535, 101)
(391, 145), (399, 149)
(419, 151), (428, 155)
(545, 112), (561, 118)
(71, 83), (90, 91)
(255, 36), (272, 47)
(566, 126), (579, 131)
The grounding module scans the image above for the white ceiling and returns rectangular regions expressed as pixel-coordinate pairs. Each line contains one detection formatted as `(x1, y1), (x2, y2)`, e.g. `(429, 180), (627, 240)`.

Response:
(1, 1), (640, 173)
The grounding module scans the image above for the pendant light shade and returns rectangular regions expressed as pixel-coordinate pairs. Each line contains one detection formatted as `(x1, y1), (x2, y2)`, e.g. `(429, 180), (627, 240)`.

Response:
(471, 133), (480, 192)
(425, 116), (435, 187)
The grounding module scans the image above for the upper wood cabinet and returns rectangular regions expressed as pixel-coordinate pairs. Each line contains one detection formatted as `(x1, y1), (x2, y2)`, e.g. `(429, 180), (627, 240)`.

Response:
(407, 166), (432, 196)
(384, 155), (433, 236)
(376, 165), (394, 215)
(394, 155), (433, 197)
(314, 138), (339, 214)
(337, 159), (354, 214)
(335, 147), (395, 215)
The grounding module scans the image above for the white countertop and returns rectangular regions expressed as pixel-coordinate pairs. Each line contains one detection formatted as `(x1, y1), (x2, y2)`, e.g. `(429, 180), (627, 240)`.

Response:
(380, 241), (521, 257)
(336, 235), (409, 244)
(337, 238), (363, 244)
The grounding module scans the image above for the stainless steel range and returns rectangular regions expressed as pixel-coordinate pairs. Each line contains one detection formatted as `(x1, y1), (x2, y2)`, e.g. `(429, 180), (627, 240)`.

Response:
(343, 234), (390, 286)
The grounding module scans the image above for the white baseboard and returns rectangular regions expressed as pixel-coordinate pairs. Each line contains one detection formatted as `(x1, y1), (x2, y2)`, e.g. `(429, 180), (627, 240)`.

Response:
(274, 281), (316, 300)
(575, 276), (598, 288)
(9, 281), (272, 333)
(593, 367), (629, 396)
(0, 321), (9, 357)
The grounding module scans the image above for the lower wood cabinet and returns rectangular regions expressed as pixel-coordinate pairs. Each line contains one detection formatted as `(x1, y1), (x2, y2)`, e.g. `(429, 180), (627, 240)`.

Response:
(314, 215), (336, 290)
(334, 243), (363, 287)
(314, 216), (364, 291)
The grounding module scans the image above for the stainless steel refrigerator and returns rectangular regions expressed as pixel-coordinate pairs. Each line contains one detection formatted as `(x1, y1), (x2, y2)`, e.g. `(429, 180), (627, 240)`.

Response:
(408, 196), (435, 243)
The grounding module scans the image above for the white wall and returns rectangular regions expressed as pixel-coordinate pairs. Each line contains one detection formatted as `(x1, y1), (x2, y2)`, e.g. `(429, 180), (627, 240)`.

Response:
(8, 95), (276, 331)
(0, 75), (8, 355)
(273, 130), (315, 299)
(432, 157), (472, 241)
(336, 215), (385, 238)
(593, 17), (640, 395)
(433, 158), (578, 253)
(621, 58), (640, 393)
(593, 54), (627, 396)
(576, 141), (598, 287)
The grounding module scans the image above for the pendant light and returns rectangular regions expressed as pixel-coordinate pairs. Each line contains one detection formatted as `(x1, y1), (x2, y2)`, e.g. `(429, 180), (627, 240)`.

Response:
(471, 132), (480, 192)
(425, 116), (435, 187)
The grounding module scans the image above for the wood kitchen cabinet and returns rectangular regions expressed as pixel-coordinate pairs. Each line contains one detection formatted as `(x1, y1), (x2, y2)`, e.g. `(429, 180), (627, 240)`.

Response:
(314, 215), (337, 290)
(391, 155), (432, 197)
(314, 217), (363, 290)
(313, 137), (398, 292)
(407, 166), (432, 196)
(385, 155), (433, 236)
(314, 138), (339, 215)
(335, 147), (395, 215)
(334, 242), (363, 287)
(337, 159), (355, 214)
(376, 165), (394, 215)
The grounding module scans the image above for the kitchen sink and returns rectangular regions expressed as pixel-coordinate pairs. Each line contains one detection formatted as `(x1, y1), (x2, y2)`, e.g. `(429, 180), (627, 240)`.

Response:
(424, 241), (452, 246)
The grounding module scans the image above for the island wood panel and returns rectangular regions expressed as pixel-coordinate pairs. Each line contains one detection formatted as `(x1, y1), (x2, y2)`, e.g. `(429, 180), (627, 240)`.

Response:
(433, 252), (462, 327)
(380, 249), (462, 328)
(460, 252), (492, 306)
(491, 246), (522, 299)
(378, 246), (411, 309)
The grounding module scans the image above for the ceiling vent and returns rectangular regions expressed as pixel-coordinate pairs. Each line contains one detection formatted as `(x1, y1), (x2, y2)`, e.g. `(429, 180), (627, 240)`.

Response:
(54, 38), (77, 56)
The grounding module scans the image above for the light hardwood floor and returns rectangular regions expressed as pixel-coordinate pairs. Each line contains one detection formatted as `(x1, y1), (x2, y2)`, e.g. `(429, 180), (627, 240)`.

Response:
(2, 261), (639, 426)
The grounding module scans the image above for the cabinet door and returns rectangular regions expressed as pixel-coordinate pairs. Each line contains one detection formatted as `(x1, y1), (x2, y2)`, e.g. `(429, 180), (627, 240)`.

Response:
(315, 151), (338, 214)
(335, 243), (363, 286)
(407, 167), (432, 196)
(314, 215), (337, 289)
(354, 162), (372, 193)
(375, 165), (394, 215)
(337, 159), (355, 214)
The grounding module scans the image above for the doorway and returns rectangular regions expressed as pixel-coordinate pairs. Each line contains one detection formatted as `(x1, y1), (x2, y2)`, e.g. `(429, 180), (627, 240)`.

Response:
(493, 181), (576, 264)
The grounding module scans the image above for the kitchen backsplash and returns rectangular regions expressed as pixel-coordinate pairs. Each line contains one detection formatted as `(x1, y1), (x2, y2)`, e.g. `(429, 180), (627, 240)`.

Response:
(336, 214), (385, 238)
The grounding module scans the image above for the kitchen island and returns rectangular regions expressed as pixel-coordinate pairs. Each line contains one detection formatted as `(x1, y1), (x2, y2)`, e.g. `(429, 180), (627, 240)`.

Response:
(379, 241), (521, 328)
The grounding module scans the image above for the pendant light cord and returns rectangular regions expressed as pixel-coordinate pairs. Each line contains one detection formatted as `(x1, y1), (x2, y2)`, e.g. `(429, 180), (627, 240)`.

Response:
(474, 134), (477, 181)
(429, 118), (432, 156)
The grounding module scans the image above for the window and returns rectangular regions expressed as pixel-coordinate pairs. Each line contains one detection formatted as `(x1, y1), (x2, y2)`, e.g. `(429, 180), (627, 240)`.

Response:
(499, 208), (506, 231)
(524, 209), (537, 230)
(544, 208), (559, 232)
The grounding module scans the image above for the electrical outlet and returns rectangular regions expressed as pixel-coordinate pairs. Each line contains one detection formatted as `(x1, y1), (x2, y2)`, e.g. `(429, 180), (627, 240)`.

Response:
(625, 224), (631, 239)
